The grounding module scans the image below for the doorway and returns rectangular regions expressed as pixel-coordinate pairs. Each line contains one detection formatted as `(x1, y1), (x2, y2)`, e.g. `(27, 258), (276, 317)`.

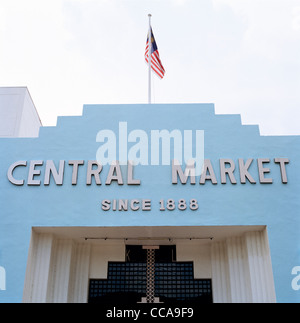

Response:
(88, 245), (212, 304)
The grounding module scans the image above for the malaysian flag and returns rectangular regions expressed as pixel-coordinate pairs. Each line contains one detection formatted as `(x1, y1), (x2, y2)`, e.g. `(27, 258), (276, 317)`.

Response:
(145, 27), (165, 79)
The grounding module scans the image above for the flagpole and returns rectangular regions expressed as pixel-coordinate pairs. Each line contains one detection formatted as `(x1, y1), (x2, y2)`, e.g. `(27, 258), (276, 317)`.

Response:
(148, 14), (152, 104)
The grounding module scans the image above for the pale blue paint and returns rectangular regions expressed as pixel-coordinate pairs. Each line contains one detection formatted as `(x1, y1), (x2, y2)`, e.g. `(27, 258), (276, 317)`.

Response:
(0, 103), (299, 303)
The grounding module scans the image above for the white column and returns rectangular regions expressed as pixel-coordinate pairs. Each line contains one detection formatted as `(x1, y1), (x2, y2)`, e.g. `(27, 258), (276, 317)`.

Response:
(211, 241), (231, 303)
(24, 234), (92, 303)
(226, 236), (252, 303)
(211, 230), (276, 303)
(23, 233), (54, 303)
(48, 239), (75, 303)
(69, 243), (91, 303)
(245, 230), (276, 302)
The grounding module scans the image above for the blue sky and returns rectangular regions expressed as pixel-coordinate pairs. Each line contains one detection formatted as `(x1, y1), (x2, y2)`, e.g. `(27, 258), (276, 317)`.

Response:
(0, 0), (299, 135)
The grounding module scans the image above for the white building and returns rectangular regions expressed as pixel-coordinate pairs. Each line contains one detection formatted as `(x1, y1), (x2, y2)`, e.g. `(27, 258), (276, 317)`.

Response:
(0, 87), (41, 138)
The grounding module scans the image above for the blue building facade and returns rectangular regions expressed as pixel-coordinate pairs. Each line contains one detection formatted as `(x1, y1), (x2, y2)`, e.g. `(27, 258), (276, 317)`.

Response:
(0, 102), (299, 303)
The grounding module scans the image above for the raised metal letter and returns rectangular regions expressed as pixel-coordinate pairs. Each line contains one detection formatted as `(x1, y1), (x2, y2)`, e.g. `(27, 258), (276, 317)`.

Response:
(274, 158), (289, 183)
(44, 160), (65, 185)
(27, 160), (43, 186)
(238, 158), (256, 184)
(200, 159), (217, 184)
(220, 159), (237, 184)
(7, 161), (27, 186)
(86, 160), (102, 185)
(68, 160), (84, 185)
(172, 159), (195, 184)
(257, 158), (272, 184)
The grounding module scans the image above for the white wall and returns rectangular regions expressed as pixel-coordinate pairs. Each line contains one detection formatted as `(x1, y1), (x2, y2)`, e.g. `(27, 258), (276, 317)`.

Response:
(176, 241), (212, 278)
(0, 87), (41, 137)
(89, 243), (125, 279)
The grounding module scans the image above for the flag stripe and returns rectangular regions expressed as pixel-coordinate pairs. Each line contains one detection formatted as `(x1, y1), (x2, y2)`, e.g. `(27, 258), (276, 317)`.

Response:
(153, 52), (165, 72)
(145, 55), (164, 79)
(145, 27), (165, 79)
(145, 53), (165, 78)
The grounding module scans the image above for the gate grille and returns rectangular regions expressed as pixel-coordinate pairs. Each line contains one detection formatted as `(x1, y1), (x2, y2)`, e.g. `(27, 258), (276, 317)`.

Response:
(88, 262), (212, 304)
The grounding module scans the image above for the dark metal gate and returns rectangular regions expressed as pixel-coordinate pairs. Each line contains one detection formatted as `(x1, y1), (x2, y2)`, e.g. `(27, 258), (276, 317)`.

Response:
(88, 246), (212, 304)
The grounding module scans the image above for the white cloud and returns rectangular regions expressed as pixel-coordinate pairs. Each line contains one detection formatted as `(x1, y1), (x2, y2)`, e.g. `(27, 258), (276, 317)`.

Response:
(170, 0), (190, 6)
(213, 0), (300, 58)
(209, 0), (300, 134)
(0, 7), (7, 32)
(292, 6), (300, 31)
